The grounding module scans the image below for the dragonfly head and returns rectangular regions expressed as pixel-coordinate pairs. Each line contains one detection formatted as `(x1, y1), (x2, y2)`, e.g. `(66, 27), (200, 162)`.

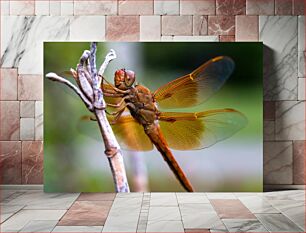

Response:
(114, 68), (136, 90)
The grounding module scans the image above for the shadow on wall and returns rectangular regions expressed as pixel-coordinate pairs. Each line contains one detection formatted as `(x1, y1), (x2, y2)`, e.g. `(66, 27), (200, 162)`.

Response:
(263, 45), (276, 188)
(263, 45), (276, 100)
(262, 45), (299, 190)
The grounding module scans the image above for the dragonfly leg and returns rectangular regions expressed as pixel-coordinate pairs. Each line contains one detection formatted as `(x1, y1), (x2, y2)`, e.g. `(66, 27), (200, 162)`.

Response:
(106, 104), (127, 116)
(107, 103), (122, 108)
(103, 92), (125, 97)
(111, 108), (126, 124)
(110, 86), (129, 94)
(106, 96), (129, 108)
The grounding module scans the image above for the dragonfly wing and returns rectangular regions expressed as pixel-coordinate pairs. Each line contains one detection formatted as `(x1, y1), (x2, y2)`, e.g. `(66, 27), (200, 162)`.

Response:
(78, 114), (153, 151)
(158, 109), (247, 150)
(108, 114), (154, 151)
(154, 56), (235, 109)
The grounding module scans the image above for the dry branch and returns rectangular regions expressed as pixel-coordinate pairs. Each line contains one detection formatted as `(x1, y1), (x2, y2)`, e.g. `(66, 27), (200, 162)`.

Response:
(46, 43), (130, 192)
(46, 72), (93, 110)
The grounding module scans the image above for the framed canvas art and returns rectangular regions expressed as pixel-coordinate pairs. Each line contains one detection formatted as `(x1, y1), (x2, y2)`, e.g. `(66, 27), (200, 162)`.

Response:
(44, 42), (263, 192)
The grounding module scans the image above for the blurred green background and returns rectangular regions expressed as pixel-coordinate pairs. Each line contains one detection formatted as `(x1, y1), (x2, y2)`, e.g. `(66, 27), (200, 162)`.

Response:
(44, 42), (263, 192)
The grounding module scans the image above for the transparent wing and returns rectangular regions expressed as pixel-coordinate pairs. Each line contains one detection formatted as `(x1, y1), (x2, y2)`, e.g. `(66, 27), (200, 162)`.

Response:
(158, 109), (247, 150)
(78, 114), (153, 151)
(154, 56), (235, 109)
(108, 115), (153, 151)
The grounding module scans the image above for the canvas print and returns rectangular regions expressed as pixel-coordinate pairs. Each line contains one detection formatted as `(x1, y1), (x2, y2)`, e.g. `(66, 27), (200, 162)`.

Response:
(44, 42), (263, 192)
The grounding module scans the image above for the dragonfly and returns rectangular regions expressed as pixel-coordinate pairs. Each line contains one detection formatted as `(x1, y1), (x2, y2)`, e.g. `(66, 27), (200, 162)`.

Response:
(85, 56), (247, 192)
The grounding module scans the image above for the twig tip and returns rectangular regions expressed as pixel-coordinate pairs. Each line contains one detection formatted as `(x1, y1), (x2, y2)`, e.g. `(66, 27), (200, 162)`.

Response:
(46, 72), (57, 79)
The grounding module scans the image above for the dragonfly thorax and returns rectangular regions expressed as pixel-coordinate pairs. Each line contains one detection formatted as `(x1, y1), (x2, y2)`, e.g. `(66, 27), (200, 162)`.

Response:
(124, 85), (159, 126)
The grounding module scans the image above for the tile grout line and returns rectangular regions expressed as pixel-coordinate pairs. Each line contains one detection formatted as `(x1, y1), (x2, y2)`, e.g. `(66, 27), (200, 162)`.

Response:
(136, 193), (144, 232)
(175, 192), (186, 231)
(207, 197), (227, 232)
(136, 192), (150, 232)
(55, 192), (81, 226)
(255, 212), (305, 232)
(50, 219), (59, 233)
(100, 194), (116, 233)
(0, 199), (26, 225)
(262, 197), (305, 231)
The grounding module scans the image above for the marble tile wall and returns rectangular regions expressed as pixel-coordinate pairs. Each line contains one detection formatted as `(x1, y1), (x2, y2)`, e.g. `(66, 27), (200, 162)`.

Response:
(0, 0), (305, 186)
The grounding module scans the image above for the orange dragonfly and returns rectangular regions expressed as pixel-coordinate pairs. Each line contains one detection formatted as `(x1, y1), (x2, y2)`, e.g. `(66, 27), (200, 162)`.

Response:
(90, 56), (247, 192)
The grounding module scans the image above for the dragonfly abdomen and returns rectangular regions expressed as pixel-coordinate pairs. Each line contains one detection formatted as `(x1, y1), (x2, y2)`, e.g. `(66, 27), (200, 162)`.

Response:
(144, 122), (194, 192)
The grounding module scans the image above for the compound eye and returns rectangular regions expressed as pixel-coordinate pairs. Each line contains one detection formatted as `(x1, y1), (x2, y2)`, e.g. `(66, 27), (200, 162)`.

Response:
(124, 70), (136, 86)
(126, 70), (134, 76)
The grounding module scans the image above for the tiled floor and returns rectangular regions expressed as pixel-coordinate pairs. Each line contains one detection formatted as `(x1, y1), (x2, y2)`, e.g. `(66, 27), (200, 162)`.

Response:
(0, 189), (305, 232)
